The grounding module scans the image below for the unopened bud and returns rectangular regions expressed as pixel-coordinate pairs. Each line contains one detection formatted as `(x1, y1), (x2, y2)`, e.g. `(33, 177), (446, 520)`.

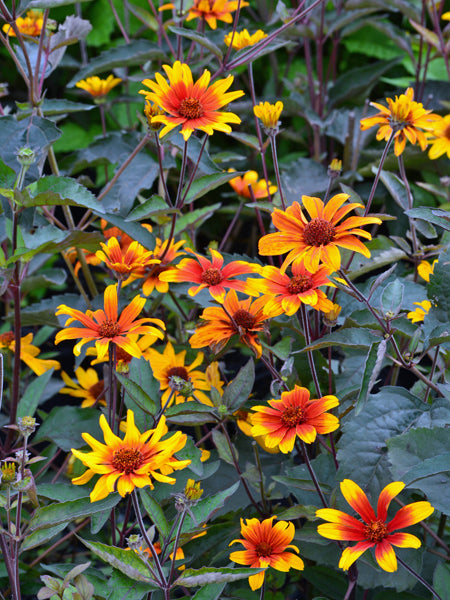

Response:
(184, 479), (203, 502)
(16, 147), (36, 167)
(18, 415), (38, 436)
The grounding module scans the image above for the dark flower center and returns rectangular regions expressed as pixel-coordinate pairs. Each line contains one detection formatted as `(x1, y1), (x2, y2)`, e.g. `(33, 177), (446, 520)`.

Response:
(167, 366), (189, 381)
(0, 331), (15, 347)
(364, 519), (388, 543)
(444, 124), (450, 141)
(116, 346), (132, 364)
(179, 97), (204, 119)
(281, 406), (305, 428)
(303, 218), (336, 247)
(89, 380), (105, 401)
(287, 274), (313, 294)
(98, 320), (121, 338)
(201, 267), (223, 286)
(255, 541), (272, 557)
(233, 309), (257, 331)
(111, 448), (144, 474)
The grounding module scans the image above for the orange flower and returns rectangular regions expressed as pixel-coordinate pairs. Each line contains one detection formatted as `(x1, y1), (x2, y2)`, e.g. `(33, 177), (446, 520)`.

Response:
(75, 75), (122, 98)
(224, 28), (267, 50)
(140, 238), (186, 296)
(316, 479), (434, 572)
(87, 333), (160, 372)
(55, 284), (165, 360)
(60, 367), (105, 408)
(245, 260), (334, 316)
(228, 169), (277, 200)
(360, 87), (438, 156)
(229, 516), (304, 590)
(139, 61), (244, 141)
(251, 385), (339, 453)
(159, 247), (258, 302)
(186, 0), (248, 30)
(95, 237), (159, 283)
(0, 331), (60, 376)
(427, 114), (450, 160)
(258, 194), (381, 273)
(189, 289), (278, 358)
(71, 410), (190, 502)
(2, 10), (44, 37)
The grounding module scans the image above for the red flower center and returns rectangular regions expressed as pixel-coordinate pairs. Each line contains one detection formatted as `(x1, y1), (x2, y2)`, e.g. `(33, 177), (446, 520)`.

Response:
(281, 406), (305, 427)
(303, 218), (336, 247)
(89, 380), (105, 401)
(0, 331), (15, 347)
(255, 541), (272, 557)
(287, 274), (313, 294)
(201, 267), (223, 286)
(167, 366), (189, 381)
(444, 124), (450, 141)
(111, 448), (144, 474)
(98, 320), (121, 338)
(116, 346), (132, 364)
(179, 97), (204, 119)
(233, 309), (257, 331)
(364, 519), (388, 543)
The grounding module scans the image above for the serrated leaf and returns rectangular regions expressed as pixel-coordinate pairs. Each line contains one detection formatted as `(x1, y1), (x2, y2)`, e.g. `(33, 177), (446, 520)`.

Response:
(183, 172), (243, 205)
(169, 27), (223, 61)
(18, 176), (102, 212)
(115, 372), (156, 416)
(21, 522), (68, 552)
(174, 566), (264, 587)
(221, 359), (254, 412)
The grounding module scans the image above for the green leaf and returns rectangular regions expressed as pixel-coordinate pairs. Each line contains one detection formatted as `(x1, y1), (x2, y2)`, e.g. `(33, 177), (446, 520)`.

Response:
(211, 429), (235, 465)
(17, 99), (96, 119)
(29, 494), (121, 531)
(355, 340), (387, 415)
(405, 207), (450, 232)
(191, 582), (227, 600)
(169, 27), (223, 61)
(174, 566), (264, 588)
(17, 369), (54, 419)
(379, 169), (408, 210)
(182, 482), (240, 533)
(21, 522), (68, 552)
(37, 483), (88, 502)
(433, 562), (450, 600)
(18, 176), (102, 212)
(0, 158), (17, 189)
(106, 569), (151, 600)
(27, 0), (92, 6)
(380, 279), (404, 316)
(281, 158), (329, 196)
(126, 195), (179, 222)
(92, 213), (155, 251)
(183, 172), (243, 205)
(302, 327), (380, 351)
(165, 403), (217, 425)
(139, 489), (169, 538)
(79, 538), (157, 584)
(221, 359), (255, 412)
(428, 246), (450, 324)
(174, 203), (221, 236)
(127, 2), (158, 31)
(115, 372), (157, 417)
(33, 406), (103, 451)
(228, 131), (260, 150)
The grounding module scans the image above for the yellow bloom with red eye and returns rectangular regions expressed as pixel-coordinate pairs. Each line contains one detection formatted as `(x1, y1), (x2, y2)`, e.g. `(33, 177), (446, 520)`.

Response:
(228, 169), (277, 200)
(246, 260), (334, 316)
(251, 385), (339, 453)
(2, 10), (44, 37)
(224, 29), (267, 50)
(316, 479), (434, 572)
(95, 237), (159, 283)
(59, 367), (105, 408)
(139, 61), (244, 141)
(71, 410), (190, 502)
(159, 247), (259, 303)
(427, 114), (450, 159)
(75, 75), (122, 98)
(55, 284), (165, 361)
(186, 0), (249, 30)
(229, 516), (304, 590)
(0, 331), (60, 376)
(135, 237), (185, 296)
(253, 101), (283, 131)
(189, 289), (278, 358)
(258, 194), (381, 273)
(417, 259), (438, 282)
(407, 300), (432, 323)
(360, 87), (439, 156)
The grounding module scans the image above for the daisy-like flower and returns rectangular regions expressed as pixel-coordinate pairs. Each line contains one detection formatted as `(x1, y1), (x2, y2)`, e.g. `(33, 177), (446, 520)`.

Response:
(145, 341), (221, 406)
(253, 101), (283, 133)
(144, 100), (165, 132)
(189, 289), (278, 358)
(185, 0), (248, 30)
(87, 333), (160, 372)
(2, 10), (44, 37)
(0, 331), (60, 376)
(71, 410), (190, 502)
(246, 260), (334, 316)
(417, 259), (438, 282)
(59, 367), (105, 408)
(75, 75), (122, 98)
(323, 302), (342, 327)
(316, 479), (434, 572)
(236, 410), (279, 454)
(258, 194), (382, 273)
(251, 385), (339, 453)
(427, 114), (450, 159)
(224, 28), (267, 50)
(159, 247), (259, 303)
(360, 87), (438, 156)
(55, 284), (165, 360)
(140, 238), (186, 296)
(139, 61), (244, 141)
(229, 516), (304, 590)
(95, 237), (159, 284)
(407, 300), (432, 323)
(228, 169), (277, 200)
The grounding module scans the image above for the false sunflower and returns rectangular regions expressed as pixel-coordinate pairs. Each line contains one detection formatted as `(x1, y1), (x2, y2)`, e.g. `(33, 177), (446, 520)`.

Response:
(224, 28), (267, 50)
(251, 385), (339, 453)
(72, 410), (190, 502)
(95, 236), (159, 283)
(427, 114), (450, 159)
(229, 516), (304, 590)
(253, 101), (283, 132)
(139, 61), (244, 141)
(140, 237), (186, 296)
(316, 479), (434, 572)
(185, 0), (248, 30)
(258, 194), (381, 273)
(417, 259), (438, 282)
(0, 331), (60, 376)
(2, 9), (44, 36)
(55, 284), (165, 360)
(228, 169), (277, 200)
(407, 300), (432, 323)
(75, 75), (122, 98)
(60, 367), (105, 408)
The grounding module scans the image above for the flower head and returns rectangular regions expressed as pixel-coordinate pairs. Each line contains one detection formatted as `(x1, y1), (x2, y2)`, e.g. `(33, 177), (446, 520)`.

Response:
(258, 194), (381, 273)
(228, 169), (277, 200)
(87, 333), (160, 372)
(427, 114), (450, 159)
(75, 75), (122, 98)
(2, 10), (44, 37)
(186, 0), (248, 30)
(140, 237), (186, 296)
(144, 100), (166, 131)
(407, 300), (432, 323)
(60, 367), (106, 408)
(189, 289), (278, 358)
(224, 28), (267, 50)
(55, 284), (165, 360)
(251, 385), (339, 453)
(236, 410), (279, 454)
(417, 259), (438, 282)
(159, 247), (259, 302)
(254, 101), (283, 133)
(139, 61), (244, 141)
(360, 87), (438, 156)
(71, 410), (190, 502)
(323, 302), (342, 327)
(0, 331), (60, 376)
(95, 236), (159, 283)
(316, 479), (434, 572)
(229, 516), (304, 590)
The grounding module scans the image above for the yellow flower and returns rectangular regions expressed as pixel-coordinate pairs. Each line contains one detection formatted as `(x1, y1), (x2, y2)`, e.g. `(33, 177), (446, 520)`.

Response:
(224, 29), (267, 50)
(253, 101), (283, 132)
(442, 11), (450, 20)
(228, 169), (277, 200)
(417, 259), (438, 282)
(407, 300), (432, 323)
(0, 331), (60, 376)
(427, 114), (450, 160)
(75, 75), (122, 98)
(59, 367), (106, 408)
(2, 10), (44, 37)
(322, 303), (342, 327)
(184, 478), (203, 501)
(144, 100), (166, 131)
